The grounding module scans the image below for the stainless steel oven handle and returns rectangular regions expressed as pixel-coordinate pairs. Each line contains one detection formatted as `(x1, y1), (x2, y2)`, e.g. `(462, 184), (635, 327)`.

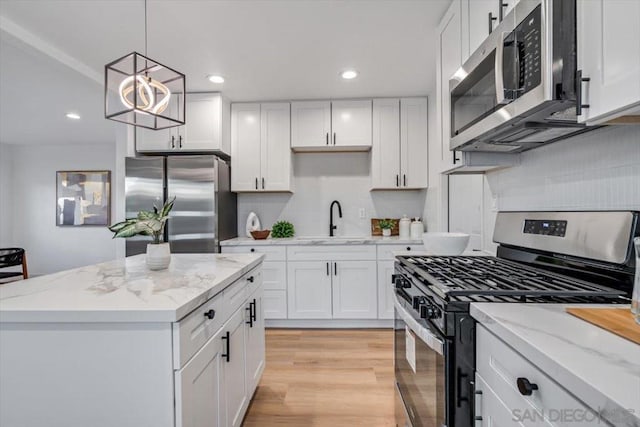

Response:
(394, 292), (444, 355)
(494, 31), (509, 105)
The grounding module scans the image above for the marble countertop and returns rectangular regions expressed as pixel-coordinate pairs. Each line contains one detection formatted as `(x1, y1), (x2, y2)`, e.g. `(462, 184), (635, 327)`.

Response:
(221, 236), (424, 246)
(471, 303), (640, 426)
(0, 253), (264, 323)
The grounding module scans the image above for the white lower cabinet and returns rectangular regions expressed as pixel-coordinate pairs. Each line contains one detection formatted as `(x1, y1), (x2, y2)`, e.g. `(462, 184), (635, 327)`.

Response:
(245, 286), (266, 394)
(175, 327), (226, 427)
(332, 261), (377, 319)
(377, 261), (395, 320)
(287, 261), (333, 319)
(287, 259), (377, 320)
(475, 324), (602, 426)
(224, 306), (248, 427)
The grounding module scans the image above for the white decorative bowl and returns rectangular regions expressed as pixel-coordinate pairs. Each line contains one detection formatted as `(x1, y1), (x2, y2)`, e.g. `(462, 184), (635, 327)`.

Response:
(422, 232), (470, 255)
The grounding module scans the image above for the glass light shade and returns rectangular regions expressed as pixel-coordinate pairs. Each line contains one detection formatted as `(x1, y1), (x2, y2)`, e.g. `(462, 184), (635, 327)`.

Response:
(105, 52), (185, 130)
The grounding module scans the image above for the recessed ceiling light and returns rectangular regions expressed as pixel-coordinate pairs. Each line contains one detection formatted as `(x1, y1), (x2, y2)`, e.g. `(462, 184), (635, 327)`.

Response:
(207, 75), (225, 84)
(65, 112), (81, 120)
(341, 70), (358, 80)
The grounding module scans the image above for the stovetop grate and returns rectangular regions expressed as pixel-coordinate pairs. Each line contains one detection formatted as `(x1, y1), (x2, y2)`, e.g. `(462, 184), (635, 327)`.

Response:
(398, 256), (627, 302)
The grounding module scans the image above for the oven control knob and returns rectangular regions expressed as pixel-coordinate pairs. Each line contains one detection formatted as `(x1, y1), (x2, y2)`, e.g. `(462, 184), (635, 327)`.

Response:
(394, 277), (411, 290)
(420, 304), (441, 320)
(412, 296), (426, 310)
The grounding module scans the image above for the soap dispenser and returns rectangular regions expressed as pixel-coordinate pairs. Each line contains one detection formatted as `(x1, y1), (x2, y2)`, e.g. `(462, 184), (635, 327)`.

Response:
(399, 215), (411, 239)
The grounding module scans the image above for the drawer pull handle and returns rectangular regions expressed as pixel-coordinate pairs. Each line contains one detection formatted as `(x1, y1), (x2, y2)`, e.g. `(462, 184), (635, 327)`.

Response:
(406, 247), (411, 251)
(221, 331), (230, 362)
(250, 248), (255, 253)
(246, 303), (254, 327)
(516, 377), (538, 396)
(203, 309), (216, 320)
(247, 276), (254, 283)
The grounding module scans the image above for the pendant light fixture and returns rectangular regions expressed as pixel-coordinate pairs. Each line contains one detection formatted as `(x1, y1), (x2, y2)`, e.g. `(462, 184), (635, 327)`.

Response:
(104, 0), (185, 130)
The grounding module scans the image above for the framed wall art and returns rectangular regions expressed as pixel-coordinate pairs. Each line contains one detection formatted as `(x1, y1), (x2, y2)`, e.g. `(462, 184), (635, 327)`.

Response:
(56, 170), (111, 226)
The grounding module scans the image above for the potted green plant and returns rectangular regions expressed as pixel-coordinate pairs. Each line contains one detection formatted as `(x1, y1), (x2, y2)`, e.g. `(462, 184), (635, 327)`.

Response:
(271, 220), (295, 238)
(108, 198), (175, 270)
(378, 218), (396, 237)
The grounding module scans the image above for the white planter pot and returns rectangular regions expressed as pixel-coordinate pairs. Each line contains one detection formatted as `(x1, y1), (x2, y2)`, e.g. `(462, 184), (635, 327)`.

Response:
(146, 243), (171, 270)
(382, 228), (391, 237)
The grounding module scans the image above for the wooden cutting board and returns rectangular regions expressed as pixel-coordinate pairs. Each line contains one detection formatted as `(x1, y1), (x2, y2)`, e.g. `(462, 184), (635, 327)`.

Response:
(566, 307), (640, 345)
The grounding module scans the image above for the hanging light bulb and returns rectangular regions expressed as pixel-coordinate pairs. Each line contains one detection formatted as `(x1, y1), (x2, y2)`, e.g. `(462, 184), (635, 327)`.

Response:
(117, 74), (171, 114)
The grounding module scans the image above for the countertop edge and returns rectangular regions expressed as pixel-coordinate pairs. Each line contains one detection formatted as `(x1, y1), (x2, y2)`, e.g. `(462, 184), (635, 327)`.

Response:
(220, 237), (425, 246)
(0, 255), (265, 324)
(470, 303), (640, 425)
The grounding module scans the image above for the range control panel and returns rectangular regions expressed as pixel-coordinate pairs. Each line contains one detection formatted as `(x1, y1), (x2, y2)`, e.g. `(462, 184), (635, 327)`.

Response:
(523, 219), (567, 237)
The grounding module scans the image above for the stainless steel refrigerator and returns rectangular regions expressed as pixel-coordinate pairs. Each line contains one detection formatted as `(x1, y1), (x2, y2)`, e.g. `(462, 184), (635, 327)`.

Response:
(125, 155), (237, 256)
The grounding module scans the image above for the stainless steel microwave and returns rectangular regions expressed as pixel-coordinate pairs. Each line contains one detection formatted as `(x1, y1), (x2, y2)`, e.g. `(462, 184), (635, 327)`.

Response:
(449, 0), (593, 153)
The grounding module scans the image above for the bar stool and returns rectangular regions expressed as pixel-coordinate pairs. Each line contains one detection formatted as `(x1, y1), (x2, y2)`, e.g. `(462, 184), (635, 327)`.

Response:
(0, 248), (29, 284)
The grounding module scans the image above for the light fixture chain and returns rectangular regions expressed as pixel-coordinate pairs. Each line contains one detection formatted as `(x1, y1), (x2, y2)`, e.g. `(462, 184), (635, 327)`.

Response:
(144, 0), (148, 56)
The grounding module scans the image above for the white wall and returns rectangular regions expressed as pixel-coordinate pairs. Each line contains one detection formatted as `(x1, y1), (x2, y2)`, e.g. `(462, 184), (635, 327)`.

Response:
(0, 144), (13, 247)
(7, 143), (118, 275)
(482, 125), (640, 250)
(237, 152), (427, 237)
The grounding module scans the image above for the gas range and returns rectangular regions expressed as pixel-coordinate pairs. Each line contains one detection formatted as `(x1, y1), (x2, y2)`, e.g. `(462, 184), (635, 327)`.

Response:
(394, 254), (628, 337)
(393, 211), (638, 427)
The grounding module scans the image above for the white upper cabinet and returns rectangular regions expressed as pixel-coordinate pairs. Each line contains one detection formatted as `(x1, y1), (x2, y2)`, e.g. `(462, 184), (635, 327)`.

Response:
(291, 101), (331, 148)
(136, 93), (230, 156)
(371, 99), (401, 189)
(372, 98), (428, 190)
(231, 102), (292, 192)
(577, 0), (640, 124)
(400, 98), (428, 189)
(331, 100), (372, 149)
(291, 100), (372, 151)
(261, 103), (292, 191)
(438, 0), (464, 170)
(231, 103), (262, 192)
(466, 0), (500, 58)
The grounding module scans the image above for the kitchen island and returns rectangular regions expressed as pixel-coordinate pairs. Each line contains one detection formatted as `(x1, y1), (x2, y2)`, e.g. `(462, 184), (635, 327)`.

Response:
(472, 303), (640, 427)
(0, 253), (266, 427)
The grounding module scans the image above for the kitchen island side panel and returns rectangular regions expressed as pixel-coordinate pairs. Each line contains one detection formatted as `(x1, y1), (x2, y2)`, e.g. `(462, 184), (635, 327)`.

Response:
(0, 322), (175, 427)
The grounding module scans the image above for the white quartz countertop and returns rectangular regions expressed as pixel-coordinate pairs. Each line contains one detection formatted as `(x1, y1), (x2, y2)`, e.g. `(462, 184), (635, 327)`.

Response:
(471, 303), (640, 426)
(221, 236), (424, 246)
(0, 253), (264, 323)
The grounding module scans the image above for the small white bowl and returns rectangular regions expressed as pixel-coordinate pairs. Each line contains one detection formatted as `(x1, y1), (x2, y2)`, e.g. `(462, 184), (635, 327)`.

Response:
(422, 232), (470, 255)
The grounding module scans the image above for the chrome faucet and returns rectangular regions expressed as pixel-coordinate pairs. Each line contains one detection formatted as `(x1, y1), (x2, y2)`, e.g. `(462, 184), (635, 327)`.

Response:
(329, 200), (342, 237)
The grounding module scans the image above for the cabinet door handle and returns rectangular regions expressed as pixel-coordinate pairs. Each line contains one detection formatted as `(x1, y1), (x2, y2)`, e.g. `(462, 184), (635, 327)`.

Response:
(262, 177), (265, 189)
(516, 377), (539, 396)
(221, 331), (230, 362)
(488, 12), (497, 34)
(326, 132), (329, 145)
(247, 276), (254, 283)
(251, 298), (257, 322)
(403, 174), (407, 187)
(203, 309), (216, 320)
(250, 248), (255, 253)
(453, 151), (460, 164)
(498, 0), (508, 21)
(255, 177), (258, 190)
(171, 135), (175, 149)
(178, 135), (183, 148)
(396, 174), (399, 187)
(246, 303), (254, 327)
(334, 262), (337, 276)
(333, 132), (336, 145)
(326, 262), (330, 276)
(576, 69), (590, 116)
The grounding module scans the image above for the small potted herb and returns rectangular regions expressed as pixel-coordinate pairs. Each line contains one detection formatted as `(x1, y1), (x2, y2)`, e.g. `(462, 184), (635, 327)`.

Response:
(379, 218), (396, 237)
(108, 198), (175, 270)
(271, 220), (295, 238)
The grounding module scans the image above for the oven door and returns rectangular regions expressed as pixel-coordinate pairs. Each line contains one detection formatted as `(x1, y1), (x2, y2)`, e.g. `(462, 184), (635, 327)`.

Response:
(394, 293), (447, 427)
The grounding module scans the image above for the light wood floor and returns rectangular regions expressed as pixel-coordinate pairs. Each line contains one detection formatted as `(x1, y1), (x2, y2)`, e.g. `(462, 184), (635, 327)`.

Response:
(242, 328), (396, 427)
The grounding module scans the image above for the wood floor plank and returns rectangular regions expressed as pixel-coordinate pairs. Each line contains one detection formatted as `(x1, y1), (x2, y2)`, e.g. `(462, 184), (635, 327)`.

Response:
(243, 328), (395, 426)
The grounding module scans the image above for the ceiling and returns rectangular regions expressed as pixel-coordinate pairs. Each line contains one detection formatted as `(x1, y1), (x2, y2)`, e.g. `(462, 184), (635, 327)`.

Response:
(0, 0), (450, 145)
